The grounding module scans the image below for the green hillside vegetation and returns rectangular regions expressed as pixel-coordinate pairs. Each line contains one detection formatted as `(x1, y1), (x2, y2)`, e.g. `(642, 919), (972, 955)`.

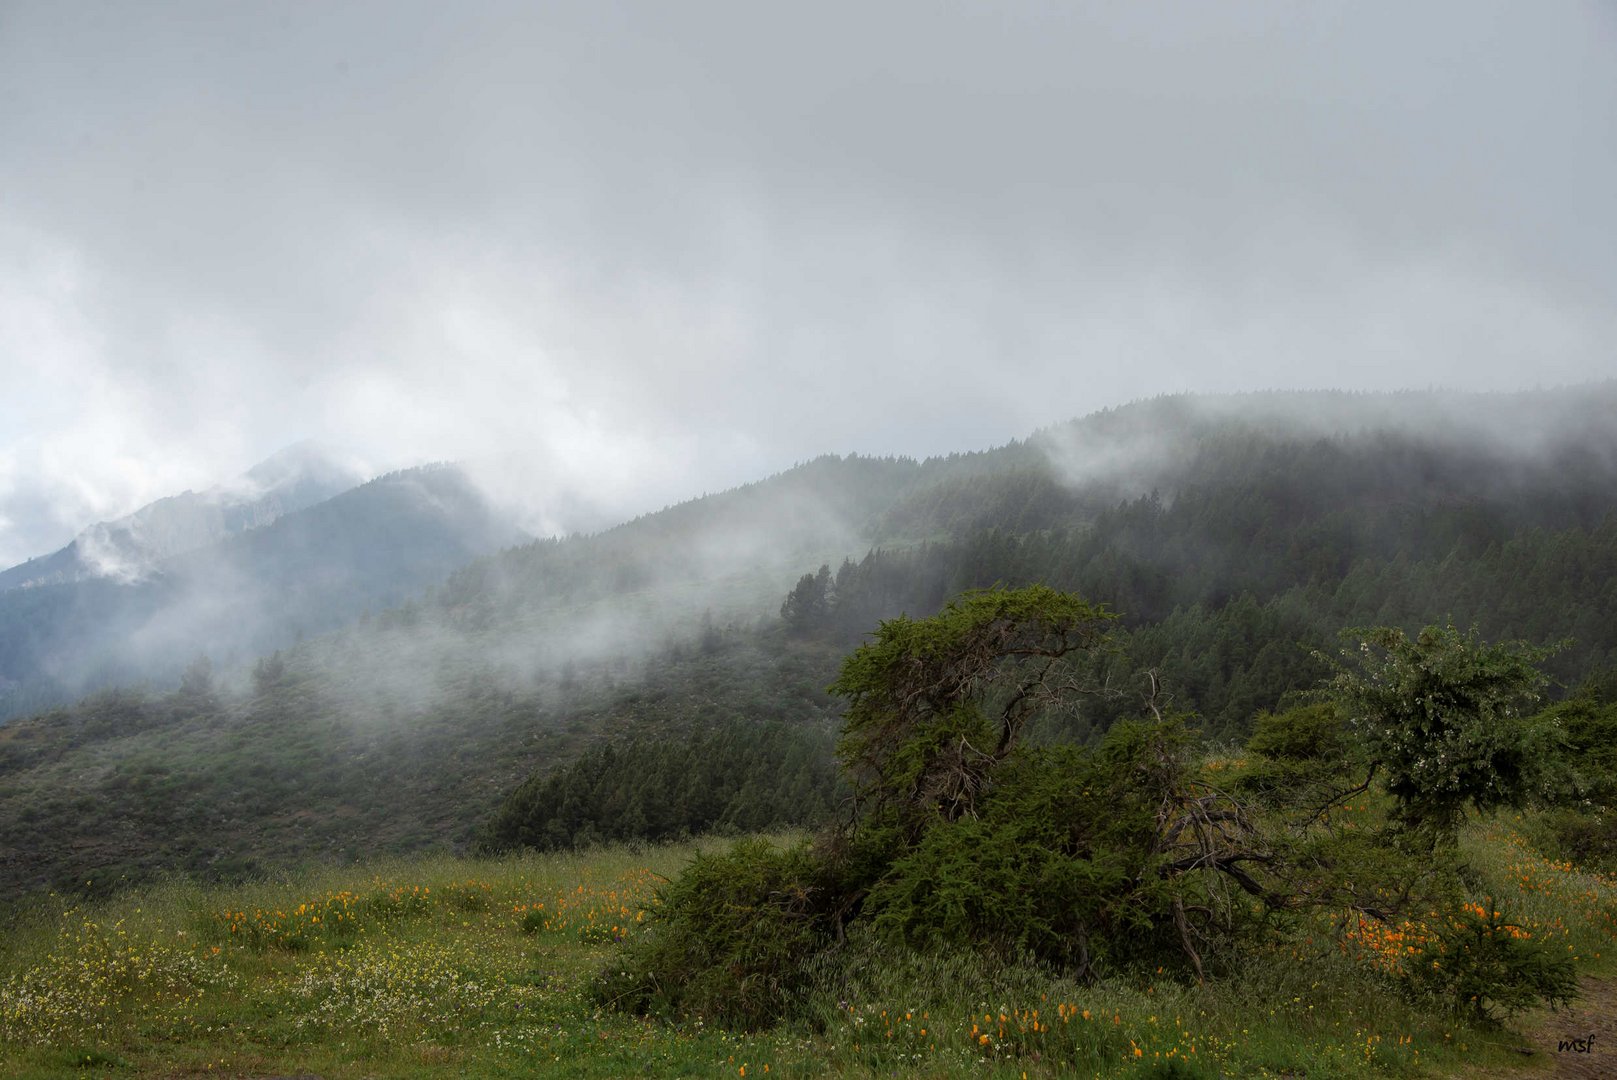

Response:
(3, 391), (1617, 1078)
(0, 625), (842, 895)
(2, 662), (1615, 1076)
(2, 388), (1616, 905)
(479, 719), (841, 852)
(600, 591), (1602, 1027)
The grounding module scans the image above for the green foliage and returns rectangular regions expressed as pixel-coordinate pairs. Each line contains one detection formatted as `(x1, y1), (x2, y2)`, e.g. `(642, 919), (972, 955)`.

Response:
(1245, 701), (1350, 762)
(481, 719), (840, 852)
(861, 735), (1194, 975)
(1234, 702), (1366, 814)
(10, 392), (1617, 902)
(1516, 686), (1617, 871)
(1401, 900), (1578, 1025)
(832, 585), (1114, 829)
(4, 840), (1578, 1079)
(1540, 810), (1617, 872)
(8, 389), (1617, 947)
(1541, 687), (1617, 805)
(593, 839), (830, 1029)
(0, 620), (846, 899)
(828, 588), (1235, 981)
(780, 563), (834, 633)
(602, 588), (1292, 1029)
(1326, 625), (1563, 839)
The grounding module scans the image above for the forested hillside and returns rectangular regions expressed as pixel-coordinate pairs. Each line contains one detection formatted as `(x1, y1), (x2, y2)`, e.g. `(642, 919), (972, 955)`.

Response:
(2, 387), (1615, 899)
(773, 443), (1617, 733)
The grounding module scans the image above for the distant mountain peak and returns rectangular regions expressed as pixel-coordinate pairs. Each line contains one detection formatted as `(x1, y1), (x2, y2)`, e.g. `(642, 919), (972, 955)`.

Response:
(0, 442), (372, 591)
(240, 440), (371, 493)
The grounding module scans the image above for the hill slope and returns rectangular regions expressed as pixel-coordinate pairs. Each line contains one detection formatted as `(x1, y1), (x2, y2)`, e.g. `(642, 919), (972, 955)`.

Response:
(2, 386), (1616, 897)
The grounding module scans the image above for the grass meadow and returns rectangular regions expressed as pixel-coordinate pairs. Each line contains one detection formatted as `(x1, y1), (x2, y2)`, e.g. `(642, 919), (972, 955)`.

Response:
(2, 820), (1614, 1079)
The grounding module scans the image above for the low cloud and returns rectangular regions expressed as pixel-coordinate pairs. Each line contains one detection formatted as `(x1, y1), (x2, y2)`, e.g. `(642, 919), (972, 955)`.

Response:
(2, 1), (1613, 566)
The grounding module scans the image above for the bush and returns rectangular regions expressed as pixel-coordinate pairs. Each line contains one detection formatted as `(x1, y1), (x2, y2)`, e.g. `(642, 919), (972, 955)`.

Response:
(1235, 703), (1362, 811)
(1519, 806), (1617, 876)
(595, 591), (1278, 1027)
(862, 736), (1199, 978)
(592, 838), (831, 1029)
(1245, 702), (1350, 763)
(1401, 900), (1578, 1024)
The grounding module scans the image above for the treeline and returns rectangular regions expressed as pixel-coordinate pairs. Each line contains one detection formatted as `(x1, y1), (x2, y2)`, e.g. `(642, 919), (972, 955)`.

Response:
(777, 427), (1617, 734)
(480, 719), (842, 851)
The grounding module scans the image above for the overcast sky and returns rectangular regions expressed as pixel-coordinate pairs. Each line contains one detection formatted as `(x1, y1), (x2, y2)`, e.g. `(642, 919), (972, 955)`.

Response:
(1, 1), (1614, 564)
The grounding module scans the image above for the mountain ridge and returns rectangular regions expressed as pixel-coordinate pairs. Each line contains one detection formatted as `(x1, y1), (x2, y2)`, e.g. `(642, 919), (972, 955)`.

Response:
(1, 385), (1615, 897)
(0, 459), (527, 721)
(0, 440), (370, 592)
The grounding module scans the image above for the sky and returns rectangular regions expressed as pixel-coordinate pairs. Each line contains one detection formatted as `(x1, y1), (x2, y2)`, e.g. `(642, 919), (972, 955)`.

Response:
(1, 1), (1614, 565)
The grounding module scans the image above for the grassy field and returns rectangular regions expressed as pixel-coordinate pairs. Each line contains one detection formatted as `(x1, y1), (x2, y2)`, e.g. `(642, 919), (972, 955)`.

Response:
(2, 822), (1614, 1079)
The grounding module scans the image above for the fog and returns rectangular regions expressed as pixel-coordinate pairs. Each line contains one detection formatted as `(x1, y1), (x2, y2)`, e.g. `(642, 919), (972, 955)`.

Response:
(1038, 386), (1617, 497)
(0, 441), (883, 720)
(3, 1), (1615, 568)
(4, 379), (1617, 914)
(3, 1), (1615, 723)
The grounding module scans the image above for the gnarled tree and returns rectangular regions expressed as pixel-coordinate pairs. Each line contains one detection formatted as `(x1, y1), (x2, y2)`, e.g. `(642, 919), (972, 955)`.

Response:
(830, 584), (1114, 834)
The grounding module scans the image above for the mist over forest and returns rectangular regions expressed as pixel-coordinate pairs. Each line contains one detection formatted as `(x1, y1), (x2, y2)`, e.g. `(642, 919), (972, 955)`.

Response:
(0, 385), (1613, 895)
(4, 5), (1617, 1074)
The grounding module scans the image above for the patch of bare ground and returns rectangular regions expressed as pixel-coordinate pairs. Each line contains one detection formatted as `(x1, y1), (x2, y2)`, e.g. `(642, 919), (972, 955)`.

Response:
(1451, 976), (1616, 1078)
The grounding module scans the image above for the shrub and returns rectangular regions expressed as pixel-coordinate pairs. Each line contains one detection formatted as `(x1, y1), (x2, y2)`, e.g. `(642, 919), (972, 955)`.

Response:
(1235, 703), (1362, 811)
(1400, 900), (1578, 1024)
(592, 838), (831, 1029)
(861, 735), (1205, 979)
